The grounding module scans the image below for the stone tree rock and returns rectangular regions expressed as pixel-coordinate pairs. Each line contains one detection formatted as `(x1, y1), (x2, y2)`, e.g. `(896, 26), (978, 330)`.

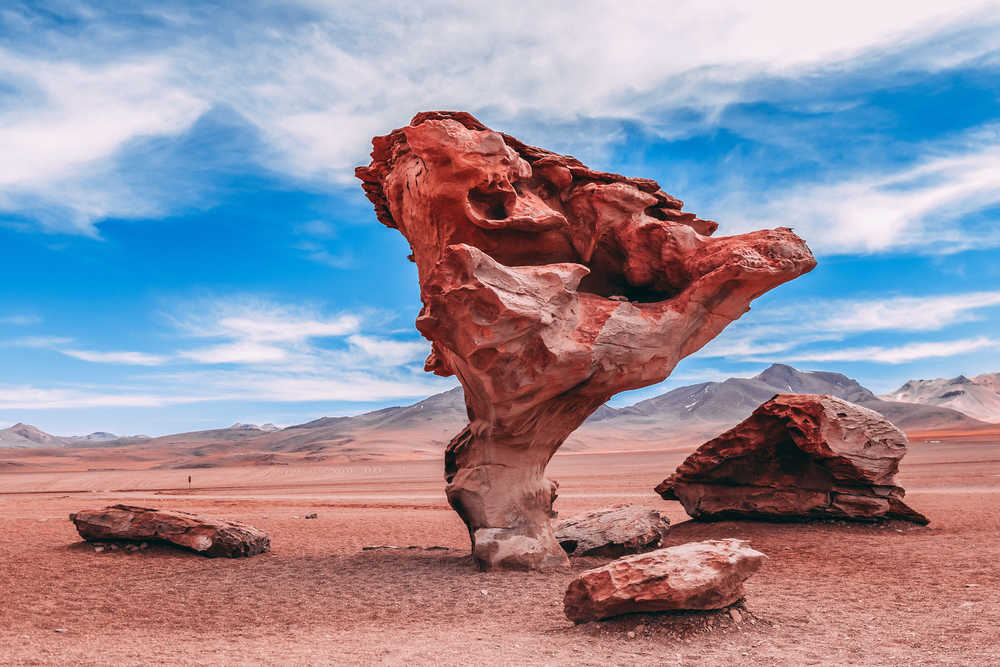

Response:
(555, 506), (670, 557)
(656, 394), (929, 524)
(70, 505), (270, 557)
(356, 111), (816, 570)
(563, 538), (766, 623)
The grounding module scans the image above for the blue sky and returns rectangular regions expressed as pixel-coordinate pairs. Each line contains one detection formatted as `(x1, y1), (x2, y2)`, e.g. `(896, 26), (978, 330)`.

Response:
(1, 1), (999, 435)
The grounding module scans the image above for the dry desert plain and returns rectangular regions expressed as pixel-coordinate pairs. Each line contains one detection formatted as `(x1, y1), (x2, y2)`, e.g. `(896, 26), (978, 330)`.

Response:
(2, 427), (1000, 665)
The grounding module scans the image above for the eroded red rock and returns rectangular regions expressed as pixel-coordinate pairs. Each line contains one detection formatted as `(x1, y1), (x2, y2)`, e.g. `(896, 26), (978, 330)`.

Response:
(70, 505), (270, 557)
(563, 538), (765, 623)
(656, 394), (929, 524)
(357, 111), (816, 570)
(555, 505), (670, 557)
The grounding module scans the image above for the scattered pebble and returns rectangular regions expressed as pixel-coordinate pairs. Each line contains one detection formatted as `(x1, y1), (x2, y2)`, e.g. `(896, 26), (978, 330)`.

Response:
(304, 513), (318, 519)
(480, 589), (488, 596)
(729, 608), (742, 623)
(54, 628), (67, 633)
(627, 631), (636, 639)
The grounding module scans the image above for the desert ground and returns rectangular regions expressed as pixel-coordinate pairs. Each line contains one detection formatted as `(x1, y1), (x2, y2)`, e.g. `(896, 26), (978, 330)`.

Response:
(2, 430), (999, 666)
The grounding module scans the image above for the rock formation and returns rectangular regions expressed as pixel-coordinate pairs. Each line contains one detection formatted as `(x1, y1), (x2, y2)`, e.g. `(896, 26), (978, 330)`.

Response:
(555, 506), (670, 557)
(656, 394), (929, 524)
(70, 505), (270, 557)
(356, 111), (816, 570)
(563, 538), (765, 623)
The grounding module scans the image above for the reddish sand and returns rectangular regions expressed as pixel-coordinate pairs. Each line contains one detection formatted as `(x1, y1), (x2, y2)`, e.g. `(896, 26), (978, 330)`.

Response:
(2, 437), (999, 665)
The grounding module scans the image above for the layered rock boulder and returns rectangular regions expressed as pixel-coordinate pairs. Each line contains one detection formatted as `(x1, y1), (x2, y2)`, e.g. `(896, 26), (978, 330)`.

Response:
(356, 111), (816, 570)
(564, 538), (765, 623)
(555, 506), (670, 557)
(70, 505), (270, 557)
(656, 394), (929, 524)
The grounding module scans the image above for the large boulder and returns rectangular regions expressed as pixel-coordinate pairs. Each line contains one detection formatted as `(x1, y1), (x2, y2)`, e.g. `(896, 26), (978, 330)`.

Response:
(563, 538), (765, 623)
(656, 394), (929, 524)
(555, 506), (670, 557)
(70, 505), (270, 557)
(356, 111), (816, 570)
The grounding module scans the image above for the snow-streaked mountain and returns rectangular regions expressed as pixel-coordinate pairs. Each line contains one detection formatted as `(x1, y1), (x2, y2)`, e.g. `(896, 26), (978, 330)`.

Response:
(884, 373), (1000, 423)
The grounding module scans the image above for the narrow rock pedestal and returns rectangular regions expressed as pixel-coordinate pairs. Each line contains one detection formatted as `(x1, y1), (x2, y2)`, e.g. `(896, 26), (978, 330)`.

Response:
(357, 111), (816, 570)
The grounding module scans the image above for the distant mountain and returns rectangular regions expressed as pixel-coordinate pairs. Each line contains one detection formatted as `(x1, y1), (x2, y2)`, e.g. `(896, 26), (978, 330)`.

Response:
(884, 373), (1000, 423)
(2, 366), (988, 463)
(580, 364), (984, 440)
(69, 431), (120, 443)
(0, 423), (68, 448)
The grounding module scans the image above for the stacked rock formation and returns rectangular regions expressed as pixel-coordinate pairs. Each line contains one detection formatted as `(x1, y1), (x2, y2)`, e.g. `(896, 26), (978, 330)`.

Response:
(656, 394), (929, 524)
(555, 506), (670, 557)
(563, 538), (765, 623)
(357, 111), (816, 570)
(70, 505), (270, 557)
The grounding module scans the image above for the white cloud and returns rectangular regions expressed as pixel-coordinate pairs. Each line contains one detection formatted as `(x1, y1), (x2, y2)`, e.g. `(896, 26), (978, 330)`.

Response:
(720, 133), (1000, 254)
(0, 314), (41, 326)
(700, 290), (1000, 363)
(179, 341), (288, 365)
(0, 385), (181, 410)
(2, 1), (998, 231)
(347, 334), (429, 367)
(775, 337), (998, 364)
(60, 349), (168, 366)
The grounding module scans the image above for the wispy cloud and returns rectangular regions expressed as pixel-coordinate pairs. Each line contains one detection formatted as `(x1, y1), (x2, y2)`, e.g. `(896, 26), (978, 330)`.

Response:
(774, 337), (998, 364)
(701, 290), (1000, 362)
(721, 130), (1000, 254)
(0, 314), (41, 325)
(2, 1), (998, 233)
(60, 348), (168, 366)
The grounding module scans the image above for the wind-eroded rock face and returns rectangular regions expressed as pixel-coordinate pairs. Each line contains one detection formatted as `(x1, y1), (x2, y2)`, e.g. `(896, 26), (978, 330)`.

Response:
(656, 394), (929, 524)
(70, 505), (270, 557)
(555, 506), (670, 557)
(563, 539), (766, 623)
(357, 111), (816, 570)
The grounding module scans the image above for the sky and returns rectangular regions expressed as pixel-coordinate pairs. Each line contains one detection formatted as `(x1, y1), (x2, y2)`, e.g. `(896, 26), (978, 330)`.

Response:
(1, 1), (999, 436)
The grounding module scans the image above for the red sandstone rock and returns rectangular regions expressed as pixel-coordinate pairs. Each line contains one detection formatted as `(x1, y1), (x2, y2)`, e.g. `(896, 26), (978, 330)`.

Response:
(555, 506), (670, 557)
(356, 111), (816, 570)
(656, 394), (929, 524)
(70, 505), (270, 557)
(563, 539), (765, 623)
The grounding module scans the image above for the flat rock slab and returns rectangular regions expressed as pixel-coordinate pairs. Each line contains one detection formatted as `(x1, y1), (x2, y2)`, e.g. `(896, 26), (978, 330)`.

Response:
(563, 539), (765, 623)
(555, 506), (670, 557)
(656, 394), (929, 524)
(70, 505), (269, 558)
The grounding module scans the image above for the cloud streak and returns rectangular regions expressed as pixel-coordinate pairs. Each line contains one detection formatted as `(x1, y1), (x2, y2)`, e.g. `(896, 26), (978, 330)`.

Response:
(2, 1), (998, 234)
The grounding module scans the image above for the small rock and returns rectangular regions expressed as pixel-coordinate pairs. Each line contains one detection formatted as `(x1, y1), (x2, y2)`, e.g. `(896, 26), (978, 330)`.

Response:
(555, 506), (670, 557)
(425, 545), (450, 551)
(480, 589), (489, 596)
(729, 608), (742, 623)
(564, 539), (766, 623)
(93, 546), (104, 553)
(54, 628), (67, 633)
(71, 505), (269, 558)
(304, 513), (318, 519)
(965, 584), (979, 588)
(633, 624), (646, 633)
(627, 631), (636, 639)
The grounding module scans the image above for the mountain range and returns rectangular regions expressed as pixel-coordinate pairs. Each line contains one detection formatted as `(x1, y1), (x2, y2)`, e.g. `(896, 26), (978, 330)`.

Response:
(883, 373), (1000, 423)
(1, 364), (993, 467)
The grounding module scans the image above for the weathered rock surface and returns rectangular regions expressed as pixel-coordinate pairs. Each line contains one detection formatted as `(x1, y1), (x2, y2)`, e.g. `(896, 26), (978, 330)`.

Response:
(555, 506), (670, 557)
(70, 505), (270, 557)
(656, 394), (929, 524)
(357, 111), (816, 570)
(563, 539), (765, 623)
